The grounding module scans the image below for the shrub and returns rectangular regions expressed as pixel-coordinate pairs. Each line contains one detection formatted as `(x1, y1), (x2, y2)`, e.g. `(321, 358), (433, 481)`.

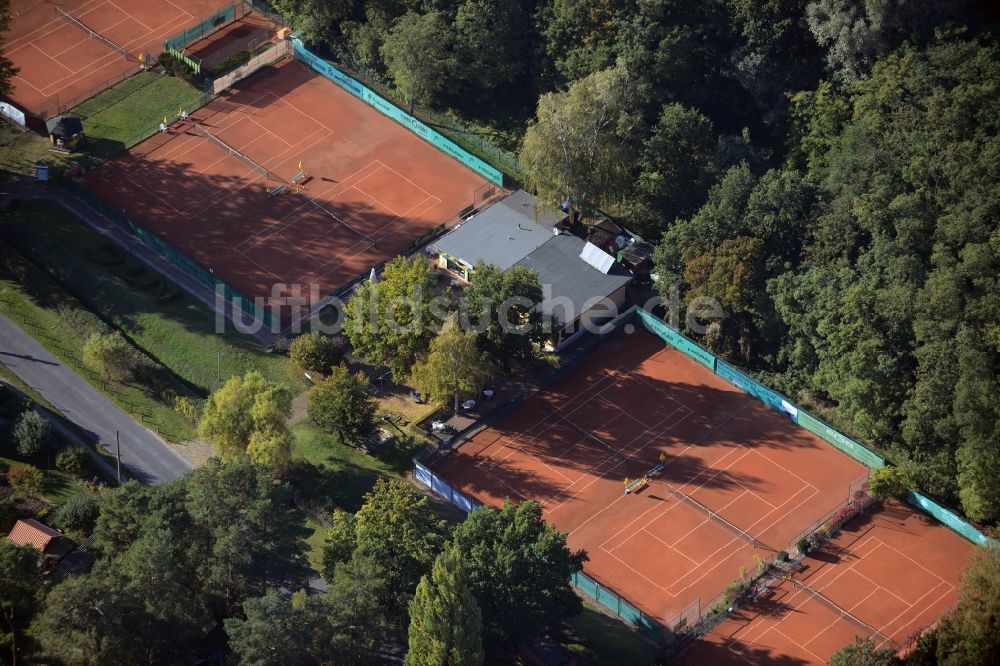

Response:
(55, 494), (99, 532)
(82, 331), (136, 382)
(869, 464), (917, 499)
(8, 465), (44, 498)
(174, 395), (201, 424)
(290, 332), (343, 374)
(0, 496), (14, 532)
(796, 538), (810, 555)
(13, 409), (53, 458)
(777, 551), (789, 562)
(56, 447), (88, 477)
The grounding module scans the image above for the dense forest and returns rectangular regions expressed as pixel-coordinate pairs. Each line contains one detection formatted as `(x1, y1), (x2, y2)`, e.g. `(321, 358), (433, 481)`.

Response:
(274, 0), (1000, 525)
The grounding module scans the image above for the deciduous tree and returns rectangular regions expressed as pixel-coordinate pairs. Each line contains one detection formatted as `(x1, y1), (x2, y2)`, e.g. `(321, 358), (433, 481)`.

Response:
(463, 264), (546, 364)
(307, 364), (377, 446)
(410, 315), (492, 414)
(449, 500), (586, 645)
(82, 331), (136, 382)
(520, 65), (640, 212)
(198, 371), (291, 468)
(381, 11), (456, 108)
(12, 410), (52, 459)
(344, 256), (442, 378)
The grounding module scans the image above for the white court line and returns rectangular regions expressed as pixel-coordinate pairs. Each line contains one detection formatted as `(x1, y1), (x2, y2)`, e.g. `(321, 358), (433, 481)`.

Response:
(108, 0), (153, 32)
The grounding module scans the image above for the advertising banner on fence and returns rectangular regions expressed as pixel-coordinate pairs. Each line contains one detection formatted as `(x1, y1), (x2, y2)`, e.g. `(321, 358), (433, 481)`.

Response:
(906, 492), (991, 546)
(716, 359), (790, 415)
(0, 101), (26, 127)
(795, 410), (885, 469)
(636, 308), (716, 370)
(291, 38), (503, 186)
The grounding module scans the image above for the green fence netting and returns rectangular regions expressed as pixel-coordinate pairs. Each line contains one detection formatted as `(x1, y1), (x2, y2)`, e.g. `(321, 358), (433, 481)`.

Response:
(635, 307), (716, 370)
(634, 308), (884, 471)
(716, 359), (794, 416)
(64, 183), (272, 329)
(571, 571), (665, 643)
(291, 38), (503, 186)
(905, 492), (991, 546)
(164, 2), (243, 51)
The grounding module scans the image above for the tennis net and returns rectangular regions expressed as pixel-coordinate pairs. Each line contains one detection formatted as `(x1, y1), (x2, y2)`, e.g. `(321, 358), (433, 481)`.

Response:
(193, 123), (277, 182)
(789, 578), (895, 649)
(665, 483), (756, 548)
(56, 7), (133, 61)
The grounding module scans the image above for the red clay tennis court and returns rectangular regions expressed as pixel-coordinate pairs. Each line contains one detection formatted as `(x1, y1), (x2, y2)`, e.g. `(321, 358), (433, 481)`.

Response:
(431, 329), (868, 624)
(5, 0), (226, 115)
(677, 498), (973, 665)
(83, 58), (492, 313)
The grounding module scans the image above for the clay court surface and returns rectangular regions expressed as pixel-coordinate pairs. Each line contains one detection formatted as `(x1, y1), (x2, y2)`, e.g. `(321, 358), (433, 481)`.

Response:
(83, 58), (491, 306)
(431, 329), (868, 624)
(5, 0), (226, 114)
(677, 499), (973, 665)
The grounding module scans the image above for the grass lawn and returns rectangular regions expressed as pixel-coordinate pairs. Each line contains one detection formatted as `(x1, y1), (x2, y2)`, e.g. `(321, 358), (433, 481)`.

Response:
(1, 200), (299, 394)
(0, 72), (204, 176)
(71, 72), (205, 160)
(290, 420), (423, 513)
(562, 600), (661, 666)
(0, 456), (91, 506)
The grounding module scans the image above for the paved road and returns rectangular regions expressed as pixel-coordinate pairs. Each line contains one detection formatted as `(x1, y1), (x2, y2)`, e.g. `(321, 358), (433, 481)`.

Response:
(0, 314), (191, 483)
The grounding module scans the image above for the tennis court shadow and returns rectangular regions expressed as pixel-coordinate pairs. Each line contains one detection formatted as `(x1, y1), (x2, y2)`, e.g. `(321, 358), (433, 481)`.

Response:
(435, 455), (566, 504)
(677, 630), (811, 666)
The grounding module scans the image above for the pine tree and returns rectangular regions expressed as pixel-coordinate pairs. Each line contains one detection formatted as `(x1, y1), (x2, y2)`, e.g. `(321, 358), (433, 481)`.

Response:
(405, 546), (484, 666)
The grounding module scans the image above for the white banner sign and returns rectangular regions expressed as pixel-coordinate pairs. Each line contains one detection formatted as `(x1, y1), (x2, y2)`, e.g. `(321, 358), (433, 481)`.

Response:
(0, 101), (26, 127)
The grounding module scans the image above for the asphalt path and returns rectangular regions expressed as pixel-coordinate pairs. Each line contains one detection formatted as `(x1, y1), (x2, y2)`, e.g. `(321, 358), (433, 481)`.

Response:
(0, 314), (191, 483)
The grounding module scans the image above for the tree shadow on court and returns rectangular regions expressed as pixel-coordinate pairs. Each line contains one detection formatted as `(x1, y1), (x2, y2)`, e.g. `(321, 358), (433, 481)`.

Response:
(433, 454), (567, 505)
(677, 635), (811, 666)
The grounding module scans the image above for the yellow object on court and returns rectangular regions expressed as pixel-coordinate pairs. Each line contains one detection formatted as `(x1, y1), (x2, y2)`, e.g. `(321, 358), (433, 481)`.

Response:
(659, 451), (666, 462)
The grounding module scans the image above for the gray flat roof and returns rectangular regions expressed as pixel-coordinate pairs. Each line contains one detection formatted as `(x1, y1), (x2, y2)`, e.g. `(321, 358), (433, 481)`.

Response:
(516, 234), (633, 325)
(433, 190), (567, 269)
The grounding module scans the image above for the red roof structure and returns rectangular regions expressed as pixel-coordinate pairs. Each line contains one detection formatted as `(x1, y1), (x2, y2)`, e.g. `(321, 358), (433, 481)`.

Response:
(7, 519), (62, 553)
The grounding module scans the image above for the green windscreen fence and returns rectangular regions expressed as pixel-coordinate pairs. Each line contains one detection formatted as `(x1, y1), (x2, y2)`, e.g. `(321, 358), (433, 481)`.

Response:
(906, 492), (991, 546)
(716, 359), (794, 416)
(795, 410), (884, 469)
(635, 308), (884, 469)
(571, 571), (665, 644)
(635, 308), (716, 370)
(291, 38), (504, 186)
(164, 2), (244, 50)
(64, 183), (272, 329)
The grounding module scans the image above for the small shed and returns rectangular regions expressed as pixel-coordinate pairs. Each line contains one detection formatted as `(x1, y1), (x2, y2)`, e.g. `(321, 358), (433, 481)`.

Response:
(7, 518), (62, 554)
(45, 115), (85, 151)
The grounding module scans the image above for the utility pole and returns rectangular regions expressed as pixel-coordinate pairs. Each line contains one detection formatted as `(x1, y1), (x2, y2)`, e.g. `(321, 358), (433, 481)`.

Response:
(115, 430), (121, 483)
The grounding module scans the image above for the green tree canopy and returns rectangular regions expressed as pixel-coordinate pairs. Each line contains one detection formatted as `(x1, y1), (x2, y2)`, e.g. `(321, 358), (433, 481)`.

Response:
(82, 331), (136, 382)
(828, 636), (896, 666)
(449, 500), (586, 645)
(307, 364), (377, 446)
(520, 64), (640, 211)
(463, 263), (546, 364)
(344, 256), (443, 378)
(289, 331), (343, 374)
(410, 315), (493, 414)
(198, 370), (291, 472)
(0, 540), (41, 666)
(933, 545), (1000, 665)
(381, 11), (456, 107)
(406, 545), (484, 666)
(12, 409), (53, 459)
